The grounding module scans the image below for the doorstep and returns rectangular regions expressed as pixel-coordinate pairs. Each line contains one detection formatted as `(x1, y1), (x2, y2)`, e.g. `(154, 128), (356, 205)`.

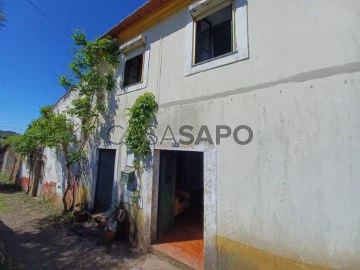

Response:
(149, 239), (204, 270)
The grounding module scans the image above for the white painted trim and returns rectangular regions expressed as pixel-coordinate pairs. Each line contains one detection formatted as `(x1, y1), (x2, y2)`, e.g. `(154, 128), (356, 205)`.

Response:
(116, 32), (151, 94)
(184, 0), (249, 76)
(190, 0), (233, 20)
(149, 144), (218, 270)
(90, 144), (120, 210)
(119, 34), (146, 54)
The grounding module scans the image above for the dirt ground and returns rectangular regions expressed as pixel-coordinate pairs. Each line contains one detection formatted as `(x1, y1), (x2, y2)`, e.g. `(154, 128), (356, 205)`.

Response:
(0, 178), (179, 270)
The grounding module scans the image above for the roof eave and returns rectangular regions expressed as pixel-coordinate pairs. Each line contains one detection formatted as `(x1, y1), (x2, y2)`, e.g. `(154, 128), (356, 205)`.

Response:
(101, 0), (193, 42)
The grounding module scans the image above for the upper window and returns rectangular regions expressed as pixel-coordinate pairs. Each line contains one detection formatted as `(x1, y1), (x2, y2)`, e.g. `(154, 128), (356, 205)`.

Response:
(195, 4), (233, 64)
(123, 54), (144, 87)
(118, 33), (150, 93)
(184, 0), (249, 76)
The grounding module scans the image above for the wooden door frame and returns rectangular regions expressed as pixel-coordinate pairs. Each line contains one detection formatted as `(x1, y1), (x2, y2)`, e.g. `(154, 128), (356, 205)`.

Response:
(150, 145), (217, 270)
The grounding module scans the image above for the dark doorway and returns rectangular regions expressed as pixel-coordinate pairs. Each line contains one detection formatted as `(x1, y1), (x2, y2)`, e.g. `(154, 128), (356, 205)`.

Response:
(157, 150), (204, 239)
(155, 150), (204, 268)
(94, 149), (116, 212)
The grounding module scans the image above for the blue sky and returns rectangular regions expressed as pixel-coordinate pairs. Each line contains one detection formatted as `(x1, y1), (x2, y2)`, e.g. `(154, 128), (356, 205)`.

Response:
(0, 0), (146, 133)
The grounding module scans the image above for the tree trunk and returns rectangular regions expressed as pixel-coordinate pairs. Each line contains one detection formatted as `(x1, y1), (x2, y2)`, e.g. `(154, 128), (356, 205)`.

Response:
(30, 159), (41, 197)
(26, 154), (35, 194)
(62, 162), (73, 212)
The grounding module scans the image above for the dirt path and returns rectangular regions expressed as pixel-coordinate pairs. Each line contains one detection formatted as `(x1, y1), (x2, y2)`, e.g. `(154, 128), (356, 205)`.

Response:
(0, 180), (179, 270)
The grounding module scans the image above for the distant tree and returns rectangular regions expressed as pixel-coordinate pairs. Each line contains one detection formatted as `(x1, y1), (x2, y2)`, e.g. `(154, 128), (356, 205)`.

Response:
(0, 131), (17, 151)
(0, 1), (5, 29)
(5, 107), (76, 198)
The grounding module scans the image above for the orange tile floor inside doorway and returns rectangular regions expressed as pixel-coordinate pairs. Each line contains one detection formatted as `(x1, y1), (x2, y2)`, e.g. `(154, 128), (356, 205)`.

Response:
(151, 211), (204, 269)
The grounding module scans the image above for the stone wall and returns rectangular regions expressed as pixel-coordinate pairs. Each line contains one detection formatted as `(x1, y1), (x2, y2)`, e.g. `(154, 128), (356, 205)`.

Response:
(0, 148), (20, 182)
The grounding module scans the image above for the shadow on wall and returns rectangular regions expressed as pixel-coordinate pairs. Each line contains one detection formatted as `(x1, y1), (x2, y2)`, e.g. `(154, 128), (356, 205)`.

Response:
(149, 7), (188, 46)
(0, 151), (29, 193)
(55, 148), (67, 193)
(56, 87), (121, 210)
(98, 67), (122, 150)
(0, 148), (21, 183)
(84, 86), (120, 208)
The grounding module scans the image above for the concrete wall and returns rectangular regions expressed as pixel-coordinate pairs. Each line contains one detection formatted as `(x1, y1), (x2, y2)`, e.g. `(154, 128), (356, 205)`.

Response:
(17, 157), (31, 191)
(39, 90), (92, 204)
(39, 0), (360, 268)
(41, 89), (120, 207)
(0, 148), (20, 182)
(109, 0), (360, 268)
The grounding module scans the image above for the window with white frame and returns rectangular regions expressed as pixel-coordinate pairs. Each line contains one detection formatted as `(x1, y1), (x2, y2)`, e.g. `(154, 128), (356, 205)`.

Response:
(118, 34), (150, 92)
(184, 0), (249, 76)
(195, 4), (233, 64)
(123, 53), (144, 87)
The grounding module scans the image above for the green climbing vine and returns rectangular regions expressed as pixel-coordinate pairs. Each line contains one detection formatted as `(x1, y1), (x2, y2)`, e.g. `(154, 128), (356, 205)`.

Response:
(125, 92), (158, 206)
(124, 92), (157, 244)
(59, 30), (119, 164)
(6, 30), (119, 211)
(125, 92), (158, 168)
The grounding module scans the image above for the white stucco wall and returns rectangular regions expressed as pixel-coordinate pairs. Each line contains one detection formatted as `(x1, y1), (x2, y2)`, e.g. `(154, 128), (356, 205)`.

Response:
(18, 157), (30, 179)
(42, 90), (100, 198)
(41, 0), (360, 268)
(108, 0), (360, 268)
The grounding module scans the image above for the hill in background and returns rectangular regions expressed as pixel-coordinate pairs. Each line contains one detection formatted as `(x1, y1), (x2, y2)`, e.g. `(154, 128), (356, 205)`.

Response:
(0, 130), (17, 140)
(0, 130), (18, 150)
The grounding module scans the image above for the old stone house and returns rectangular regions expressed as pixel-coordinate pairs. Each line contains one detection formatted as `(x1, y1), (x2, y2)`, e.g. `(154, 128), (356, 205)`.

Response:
(19, 0), (360, 269)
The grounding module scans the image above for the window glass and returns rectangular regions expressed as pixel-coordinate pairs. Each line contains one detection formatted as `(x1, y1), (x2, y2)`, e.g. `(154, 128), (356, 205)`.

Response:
(195, 5), (233, 64)
(123, 53), (144, 87)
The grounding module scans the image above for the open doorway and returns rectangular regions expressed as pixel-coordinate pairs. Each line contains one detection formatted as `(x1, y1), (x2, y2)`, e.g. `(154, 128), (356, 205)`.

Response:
(154, 150), (204, 269)
(94, 149), (116, 212)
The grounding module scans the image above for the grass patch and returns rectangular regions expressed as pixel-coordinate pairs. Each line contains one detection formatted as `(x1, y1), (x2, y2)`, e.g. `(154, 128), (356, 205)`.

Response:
(0, 199), (7, 212)
(0, 173), (10, 182)
(0, 175), (62, 218)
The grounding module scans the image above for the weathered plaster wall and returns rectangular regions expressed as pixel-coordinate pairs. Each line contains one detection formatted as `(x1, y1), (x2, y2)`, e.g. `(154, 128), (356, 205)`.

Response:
(43, 90), (123, 207)
(41, 90), (99, 205)
(17, 159), (31, 191)
(109, 0), (360, 268)
(44, 92), (74, 199)
(155, 71), (360, 269)
(38, 0), (360, 268)
(216, 236), (331, 270)
(0, 148), (20, 182)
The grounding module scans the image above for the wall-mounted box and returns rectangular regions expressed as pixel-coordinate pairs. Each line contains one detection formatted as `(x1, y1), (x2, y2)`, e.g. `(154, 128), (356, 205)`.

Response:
(121, 166), (136, 192)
